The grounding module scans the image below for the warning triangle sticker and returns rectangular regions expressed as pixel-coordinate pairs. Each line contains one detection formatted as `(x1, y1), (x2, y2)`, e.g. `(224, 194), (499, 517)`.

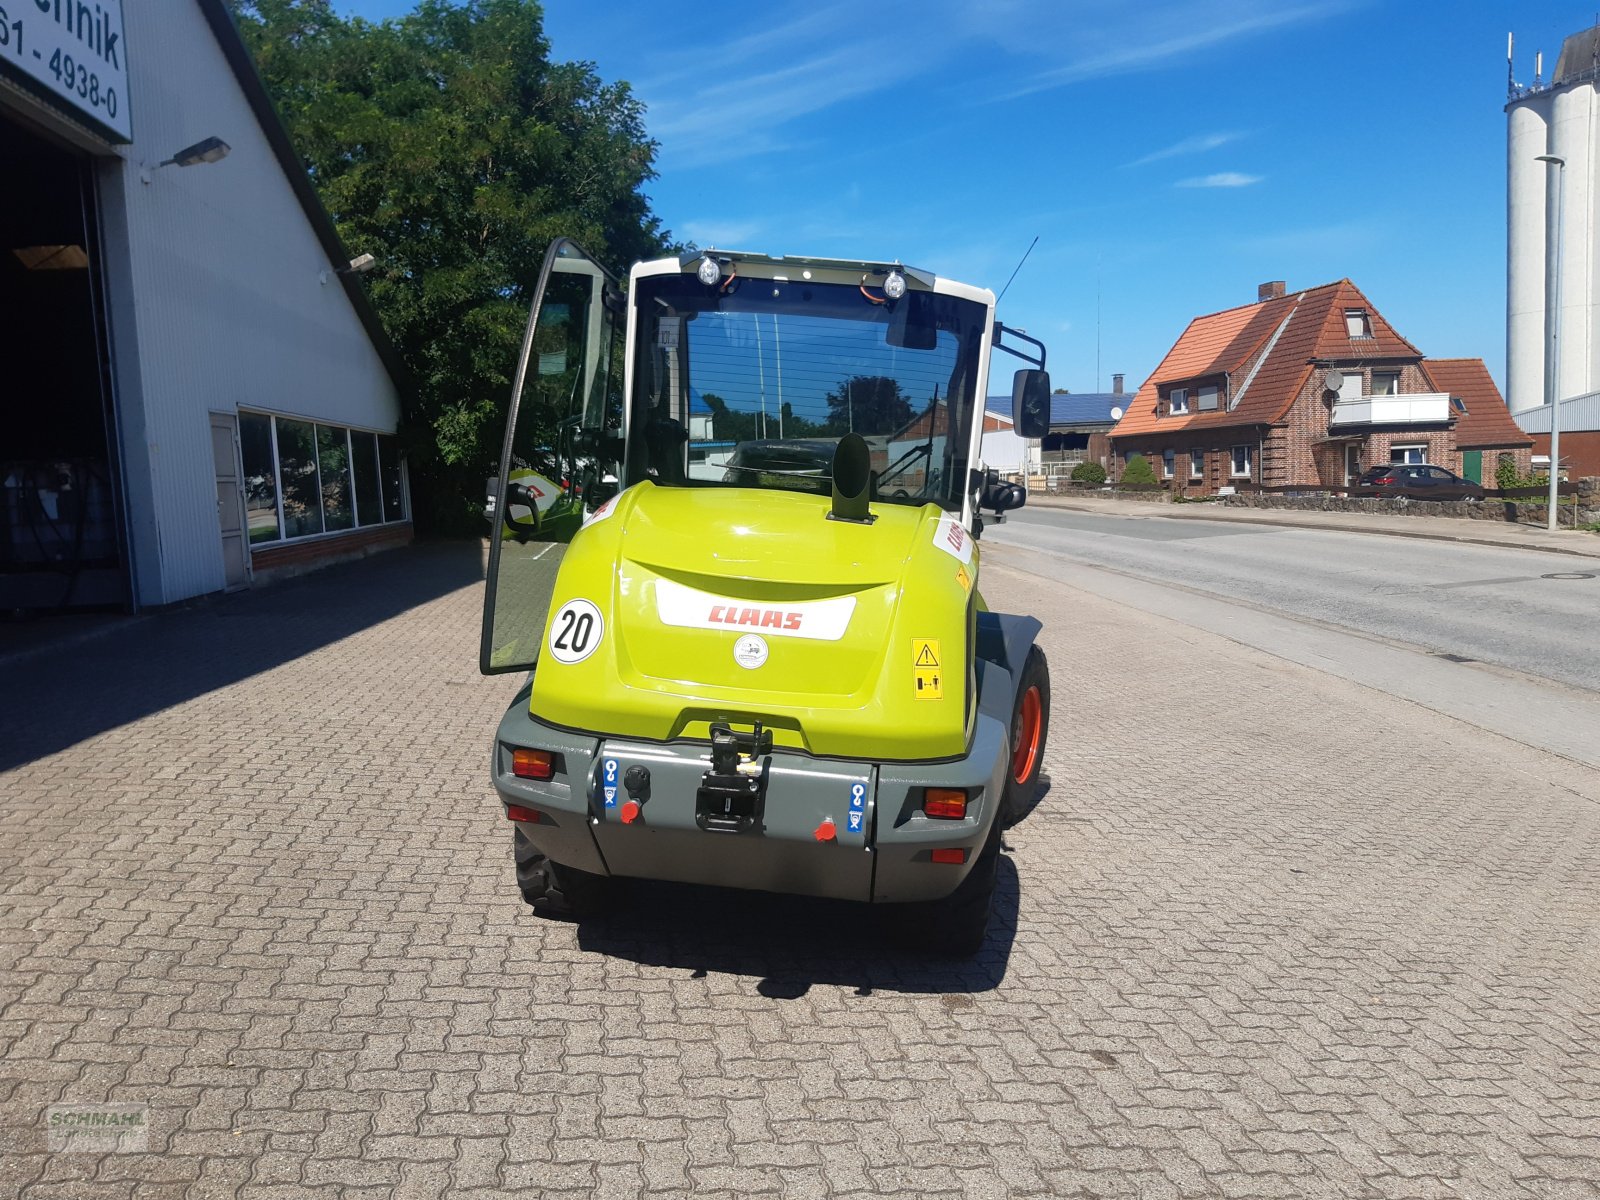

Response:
(915, 643), (939, 667)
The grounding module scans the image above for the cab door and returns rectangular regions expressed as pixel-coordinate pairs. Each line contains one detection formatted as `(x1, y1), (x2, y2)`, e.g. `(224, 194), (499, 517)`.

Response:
(480, 239), (624, 675)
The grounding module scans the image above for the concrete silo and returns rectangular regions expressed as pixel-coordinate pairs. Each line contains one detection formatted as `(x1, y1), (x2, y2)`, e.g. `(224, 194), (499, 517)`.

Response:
(1507, 27), (1600, 414)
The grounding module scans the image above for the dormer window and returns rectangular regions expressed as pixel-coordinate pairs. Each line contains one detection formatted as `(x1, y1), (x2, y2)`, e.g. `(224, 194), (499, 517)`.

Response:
(1344, 309), (1372, 338)
(1169, 388), (1189, 415)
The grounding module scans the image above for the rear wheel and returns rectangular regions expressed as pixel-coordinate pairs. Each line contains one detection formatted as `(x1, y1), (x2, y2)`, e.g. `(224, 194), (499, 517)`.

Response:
(513, 828), (613, 918)
(1000, 645), (1050, 827)
(884, 824), (1001, 957)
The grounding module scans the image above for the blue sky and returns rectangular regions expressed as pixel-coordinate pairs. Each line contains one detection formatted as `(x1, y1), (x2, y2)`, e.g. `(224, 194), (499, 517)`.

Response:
(333, 1), (1584, 397)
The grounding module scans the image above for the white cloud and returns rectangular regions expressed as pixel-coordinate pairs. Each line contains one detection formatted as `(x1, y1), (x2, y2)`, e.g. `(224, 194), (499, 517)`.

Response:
(1127, 131), (1244, 167)
(998, 1), (1351, 99)
(632, 0), (1346, 169)
(1176, 172), (1263, 188)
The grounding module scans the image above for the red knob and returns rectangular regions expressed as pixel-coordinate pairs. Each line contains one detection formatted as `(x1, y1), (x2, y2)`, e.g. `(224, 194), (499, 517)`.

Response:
(814, 818), (836, 842)
(620, 800), (641, 824)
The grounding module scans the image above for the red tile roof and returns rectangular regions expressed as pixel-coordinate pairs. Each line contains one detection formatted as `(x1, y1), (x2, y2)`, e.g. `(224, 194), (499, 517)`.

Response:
(1422, 358), (1532, 449)
(1114, 280), (1423, 439)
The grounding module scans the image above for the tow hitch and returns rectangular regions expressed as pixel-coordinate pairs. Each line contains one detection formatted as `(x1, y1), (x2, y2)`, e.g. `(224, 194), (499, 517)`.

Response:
(696, 721), (772, 833)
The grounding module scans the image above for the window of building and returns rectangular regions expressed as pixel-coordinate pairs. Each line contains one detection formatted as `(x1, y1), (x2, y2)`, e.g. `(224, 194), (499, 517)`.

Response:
(1169, 388), (1189, 415)
(1344, 309), (1372, 338)
(1162, 449), (1175, 477)
(379, 435), (407, 522)
(1195, 385), (1220, 411)
(317, 424), (355, 532)
(1390, 443), (1427, 465)
(276, 418), (322, 538)
(238, 411), (407, 542)
(1338, 371), (1364, 401)
(239, 412), (281, 545)
(1190, 449), (1204, 479)
(1230, 445), (1253, 478)
(1371, 370), (1400, 396)
(351, 432), (383, 527)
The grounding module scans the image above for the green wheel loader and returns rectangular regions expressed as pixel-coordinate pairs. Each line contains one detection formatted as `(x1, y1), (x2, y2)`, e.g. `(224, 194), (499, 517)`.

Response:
(481, 240), (1053, 956)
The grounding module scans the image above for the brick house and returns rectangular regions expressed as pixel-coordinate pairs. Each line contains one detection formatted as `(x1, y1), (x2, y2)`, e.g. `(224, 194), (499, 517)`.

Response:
(1109, 281), (1531, 493)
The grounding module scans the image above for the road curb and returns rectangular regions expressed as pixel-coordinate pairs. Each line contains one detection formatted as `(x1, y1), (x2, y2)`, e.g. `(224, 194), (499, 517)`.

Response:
(1023, 497), (1600, 561)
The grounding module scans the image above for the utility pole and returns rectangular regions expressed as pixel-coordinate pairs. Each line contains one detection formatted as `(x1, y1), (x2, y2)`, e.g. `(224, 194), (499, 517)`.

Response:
(1537, 153), (1565, 531)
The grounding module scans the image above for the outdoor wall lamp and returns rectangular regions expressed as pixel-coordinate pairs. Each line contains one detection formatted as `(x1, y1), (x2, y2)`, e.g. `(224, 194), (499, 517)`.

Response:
(139, 137), (231, 184)
(320, 254), (378, 286)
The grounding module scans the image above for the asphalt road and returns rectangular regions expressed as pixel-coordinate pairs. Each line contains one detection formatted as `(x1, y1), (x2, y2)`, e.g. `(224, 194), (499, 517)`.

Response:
(986, 506), (1600, 695)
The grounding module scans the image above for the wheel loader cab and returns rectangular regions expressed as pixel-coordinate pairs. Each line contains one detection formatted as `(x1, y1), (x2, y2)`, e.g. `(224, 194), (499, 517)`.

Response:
(479, 240), (1052, 957)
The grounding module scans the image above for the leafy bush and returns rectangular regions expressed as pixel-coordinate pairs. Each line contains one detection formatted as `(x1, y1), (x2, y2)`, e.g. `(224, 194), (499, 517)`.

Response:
(1069, 461), (1106, 485)
(1495, 453), (1521, 491)
(1120, 454), (1157, 486)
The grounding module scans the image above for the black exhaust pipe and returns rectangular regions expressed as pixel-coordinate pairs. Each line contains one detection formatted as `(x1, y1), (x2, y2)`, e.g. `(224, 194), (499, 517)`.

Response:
(829, 433), (876, 524)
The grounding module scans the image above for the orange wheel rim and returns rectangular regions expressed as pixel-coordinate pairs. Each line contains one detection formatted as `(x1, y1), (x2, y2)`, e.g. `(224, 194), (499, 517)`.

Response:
(1011, 686), (1041, 784)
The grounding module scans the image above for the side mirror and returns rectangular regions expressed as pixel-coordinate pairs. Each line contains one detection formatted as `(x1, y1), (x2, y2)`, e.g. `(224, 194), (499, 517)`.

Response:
(502, 481), (542, 540)
(1014, 369), (1050, 438)
(979, 470), (1027, 513)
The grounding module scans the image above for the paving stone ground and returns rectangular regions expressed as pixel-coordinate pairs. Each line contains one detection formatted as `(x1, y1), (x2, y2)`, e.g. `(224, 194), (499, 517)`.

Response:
(2, 539), (1598, 1199)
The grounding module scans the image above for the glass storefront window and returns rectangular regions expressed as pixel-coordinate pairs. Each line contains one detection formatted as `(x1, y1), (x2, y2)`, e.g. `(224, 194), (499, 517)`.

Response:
(239, 412), (280, 544)
(317, 424), (354, 532)
(241, 411), (404, 540)
(276, 418), (323, 538)
(351, 431), (382, 527)
(378, 435), (405, 522)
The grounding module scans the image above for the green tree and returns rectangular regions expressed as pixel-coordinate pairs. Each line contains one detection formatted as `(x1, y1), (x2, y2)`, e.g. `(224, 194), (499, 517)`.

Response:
(822, 375), (913, 436)
(1120, 453), (1157, 485)
(229, 0), (672, 532)
(1069, 461), (1106, 485)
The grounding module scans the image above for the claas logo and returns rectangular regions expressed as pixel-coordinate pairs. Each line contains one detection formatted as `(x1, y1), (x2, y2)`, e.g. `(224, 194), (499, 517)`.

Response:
(707, 605), (803, 631)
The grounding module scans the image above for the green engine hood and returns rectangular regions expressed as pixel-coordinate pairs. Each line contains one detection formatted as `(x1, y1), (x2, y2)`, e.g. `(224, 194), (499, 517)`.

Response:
(529, 482), (979, 760)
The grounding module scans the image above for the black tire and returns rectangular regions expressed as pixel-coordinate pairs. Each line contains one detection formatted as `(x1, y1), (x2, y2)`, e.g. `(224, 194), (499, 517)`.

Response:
(884, 825), (1001, 957)
(513, 828), (613, 919)
(1000, 644), (1050, 828)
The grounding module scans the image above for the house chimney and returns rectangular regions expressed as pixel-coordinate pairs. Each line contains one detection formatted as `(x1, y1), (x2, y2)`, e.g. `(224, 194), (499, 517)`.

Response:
(1112, 373), (1125, 395)
(1258, 280), (1286, 301)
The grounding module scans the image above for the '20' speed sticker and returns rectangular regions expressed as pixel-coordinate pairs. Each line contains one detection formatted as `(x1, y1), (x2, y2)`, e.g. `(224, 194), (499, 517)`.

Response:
(548, 599), (603, 664)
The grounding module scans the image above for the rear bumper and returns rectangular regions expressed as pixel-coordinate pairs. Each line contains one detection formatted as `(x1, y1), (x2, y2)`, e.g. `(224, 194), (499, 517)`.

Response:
(490, 679), (1010, 904)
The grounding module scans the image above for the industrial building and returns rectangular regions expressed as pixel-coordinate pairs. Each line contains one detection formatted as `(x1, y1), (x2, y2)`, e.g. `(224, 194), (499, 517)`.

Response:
(1507, 26), (1600, 415)
(1, 1), (408, 613)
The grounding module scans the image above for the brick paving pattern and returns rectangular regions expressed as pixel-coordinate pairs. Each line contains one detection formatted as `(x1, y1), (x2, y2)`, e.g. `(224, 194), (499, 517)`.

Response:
(2, 540), (1598, 1198)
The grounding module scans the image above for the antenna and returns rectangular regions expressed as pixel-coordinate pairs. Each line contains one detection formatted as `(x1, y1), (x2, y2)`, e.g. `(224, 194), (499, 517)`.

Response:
(996, 235), (1038, 305)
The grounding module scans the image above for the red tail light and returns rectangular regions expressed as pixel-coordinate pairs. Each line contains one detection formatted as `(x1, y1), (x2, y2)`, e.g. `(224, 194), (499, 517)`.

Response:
(504, 804), (541, 823)
(511, 748), (555, 780)
(922, 788), (968, 820)
(930, 847), (967, 864)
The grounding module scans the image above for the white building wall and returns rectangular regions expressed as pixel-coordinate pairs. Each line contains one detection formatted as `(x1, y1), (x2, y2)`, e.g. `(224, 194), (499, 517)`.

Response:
(101, 2), (399, 605)
(1508, 76), (1600, 416)
(980, 428), (1031, 475)
(1507, 95), (1550, 413)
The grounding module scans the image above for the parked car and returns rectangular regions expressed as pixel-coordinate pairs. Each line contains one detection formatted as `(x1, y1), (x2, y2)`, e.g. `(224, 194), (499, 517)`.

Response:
(1352, 463), (1485, 500)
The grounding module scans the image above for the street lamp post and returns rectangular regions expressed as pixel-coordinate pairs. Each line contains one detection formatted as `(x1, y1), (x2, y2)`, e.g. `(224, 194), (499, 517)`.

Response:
(1536, 153), (1565, 531)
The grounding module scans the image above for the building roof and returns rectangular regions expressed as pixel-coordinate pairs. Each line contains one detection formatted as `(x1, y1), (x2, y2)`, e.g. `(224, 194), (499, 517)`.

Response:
(1421, 359), (1532, 448)
(1513, 388), (1600, 434)
(196, 0), (410, 395)
(1112, 280), (1422, 439)
(986, 392), (1129, 427)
